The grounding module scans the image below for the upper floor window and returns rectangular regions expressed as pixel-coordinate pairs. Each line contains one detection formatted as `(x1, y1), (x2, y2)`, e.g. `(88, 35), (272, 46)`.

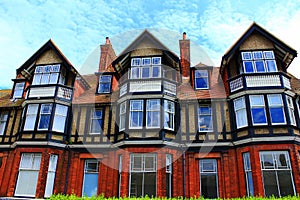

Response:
(13, 82), (25, 98)
(249, 95), (267, 125)
(23, 103), (68, 132)
(90, 109), (103, 134)
(121, 99), (175, 131)
(267, 94), (285, 124)
(32, 64), (65, 85)
(241, 50), (277, 73)
(195, 70), (209, 89)
(234, 97), (248, 128)
(198, 105), (213, 132)
(98, 75), (112, 93)
(130, 57), (161, 79)
(0, 111), (9, 135)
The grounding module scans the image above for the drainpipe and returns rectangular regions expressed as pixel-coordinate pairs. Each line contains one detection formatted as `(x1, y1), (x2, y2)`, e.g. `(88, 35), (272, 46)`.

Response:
(182, 147), (186, 198)
(64, 144), (71, 195)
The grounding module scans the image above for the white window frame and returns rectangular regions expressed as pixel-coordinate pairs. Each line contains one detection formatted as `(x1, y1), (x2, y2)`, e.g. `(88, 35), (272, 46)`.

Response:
(130, 57), (161, 79)
(234, 97), (248, 128)
(15, 153), (42, 197)
(52, 104), (68, 132)
(0, 111), (9, 135)
(249, 95), (267, 125)
(198, 105), (213, 132)
(260, 151), (295, 197)
(129, 153), (157, 197)
(195, 70), (209, 89)
(37, 104), (52, 130)
(32, 64), (61, 85)
(287, 96), (296, 126)
(146, 99), (160, 128)
(164, 100), (175, 131)
(243, 153), (254, 196)
(44, 154), (58, 198)
(13, 82), (25, 98)
(267, 94), (286, 125)
(129, 100), (144, 129)
(119, 102), (126, 131)
(89, 108), (103, 134)
(82, 159), (99, 197)
(98, 75), (112, 93)
(241, 50), (277, 73)
(24, 104), (39, 130)
(200, 159), (219, 198)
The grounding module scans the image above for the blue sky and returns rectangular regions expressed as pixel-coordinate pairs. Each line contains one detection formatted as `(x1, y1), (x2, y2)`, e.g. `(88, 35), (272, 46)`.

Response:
(1, 0), (300, 89)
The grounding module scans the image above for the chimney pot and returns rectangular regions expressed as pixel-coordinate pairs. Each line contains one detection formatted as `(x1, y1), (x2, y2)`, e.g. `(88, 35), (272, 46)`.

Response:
(106, 37), (110, 44)
(183, 32), (187, 40)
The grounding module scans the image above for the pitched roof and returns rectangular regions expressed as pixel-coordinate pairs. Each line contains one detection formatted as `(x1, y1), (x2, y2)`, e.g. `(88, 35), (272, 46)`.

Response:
(0, 90), (24, 108)
(221, 22), (297, 71)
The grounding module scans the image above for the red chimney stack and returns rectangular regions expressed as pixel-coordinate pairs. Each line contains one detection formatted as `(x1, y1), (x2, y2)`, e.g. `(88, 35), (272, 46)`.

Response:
(179, 32), (190, 78)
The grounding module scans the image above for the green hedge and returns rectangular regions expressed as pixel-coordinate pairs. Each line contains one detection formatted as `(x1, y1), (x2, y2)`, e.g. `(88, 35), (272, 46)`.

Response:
(49, 194), (300, 200)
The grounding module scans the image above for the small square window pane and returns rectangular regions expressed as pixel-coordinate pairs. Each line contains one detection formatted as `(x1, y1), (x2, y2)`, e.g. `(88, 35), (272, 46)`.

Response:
(269, 107), (285, 124)
(250, 95), (264, 106)
(152, 66), (161, 77)
(241, 52), (252, 60)
(131, 100), (143, 110)
(268, 95), (283, 106)
(262, 153), (275, 168)
(152, 57), (161, 65)
(251, 108), (267, 124)
(243, 61), (254, 73)
(142, 58), (151, 65)
(263, 51), (275, 59)
(131, 58), (141, 66)
(254, 60), (266, 72)
(253, 51), (263, 60)
(41, 74), (50, 84)
(201, 160), (216, 172)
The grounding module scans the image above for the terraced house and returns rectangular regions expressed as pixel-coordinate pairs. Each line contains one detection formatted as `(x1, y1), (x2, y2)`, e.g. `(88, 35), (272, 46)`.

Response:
(0, 23), (299, 199)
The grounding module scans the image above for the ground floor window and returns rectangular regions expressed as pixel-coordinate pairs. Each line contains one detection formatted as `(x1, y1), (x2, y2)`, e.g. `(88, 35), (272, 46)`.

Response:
(166, 154), (172, 198)
(200, 159), (218, 198)
(15, 153), (42, 197)
(44, 154), (58, 198)
(243, 152), (254, 196)
(82, 159), (99, 197)
(260, 151), (295, 197)
(130, 154), (157, 197)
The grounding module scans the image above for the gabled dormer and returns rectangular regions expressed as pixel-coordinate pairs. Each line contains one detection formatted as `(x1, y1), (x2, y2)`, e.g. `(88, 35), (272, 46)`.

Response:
(15, 39), (79, 102)
(220, 22), (297, 95)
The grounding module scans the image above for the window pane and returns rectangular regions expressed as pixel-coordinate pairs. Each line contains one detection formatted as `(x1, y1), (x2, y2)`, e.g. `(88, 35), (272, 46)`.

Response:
(254, 60), (265, 72)
(53, 104), (68, 132)
(41, 74), (50, 84)
(49, 73), (59, 84)
(131, 67), (140, 79)
(90, 110), (103, 134)
(152, 66), (161, 78)
(98, 75), (112, 93)
(253, 51), (263, 60)
(152, 57), (161, 65)
(144, 173), (156, 197)
(142, 57), (151, 65)
(131, 58), (141, 66)
(130, 173), (143, 197)
(243, 61), (254, 73)
(262, 171), (279, 197)
(241, 52), (252, 60)
(264, 51), (275, 59)
(251, 108), (267, 124)
(13, 82), (25, 98)
(141, 67), (150, 78)
(269, 107), (285, 124)
(265, 60), (277, 72)
(83, 160), (98, 197)
(24, 105), (38, 130)
(277, 170), (295, 196)
(195, 70), (209, 89)
(164, 100), (174, 130)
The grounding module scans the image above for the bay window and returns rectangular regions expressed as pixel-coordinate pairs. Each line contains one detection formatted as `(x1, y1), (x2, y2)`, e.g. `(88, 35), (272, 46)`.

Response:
(241, 50), (277, 73)
(249, 95), (267, 125)
(234, 97), (248, 128)
(32, 64), (64, 85)
(23, 103), (68, 132)
(130, 57), (161, 79)
(260, 151), (295, 197)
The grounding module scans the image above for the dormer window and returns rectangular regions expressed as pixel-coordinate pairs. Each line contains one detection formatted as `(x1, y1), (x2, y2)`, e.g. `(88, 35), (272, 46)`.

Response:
(32, 64), (65, 85)
(241, 50), (277, 73)
(195, 70), (209, 89)
(13, 82), (25, 98)
(130, 57), (161, 79)
(98, 75), (112, 93)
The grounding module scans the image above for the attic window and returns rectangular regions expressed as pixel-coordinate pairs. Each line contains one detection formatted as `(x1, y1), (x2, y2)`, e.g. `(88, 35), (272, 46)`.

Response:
(195, 70), (209, 89)
(241, 50), (277, 73)
(32, 64), (65, 85)
(98, 75), (112, 93)
(13, 82), (25, 98)
(130, 57), (161, 79)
